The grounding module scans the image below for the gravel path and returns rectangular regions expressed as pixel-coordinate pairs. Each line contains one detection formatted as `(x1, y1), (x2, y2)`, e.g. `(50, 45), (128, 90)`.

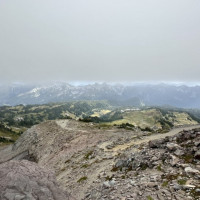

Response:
(110, 124), (200, 154)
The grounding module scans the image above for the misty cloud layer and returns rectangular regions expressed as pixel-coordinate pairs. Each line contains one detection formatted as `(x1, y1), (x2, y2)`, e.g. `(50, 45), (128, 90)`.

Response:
(0, 0), (200, 83)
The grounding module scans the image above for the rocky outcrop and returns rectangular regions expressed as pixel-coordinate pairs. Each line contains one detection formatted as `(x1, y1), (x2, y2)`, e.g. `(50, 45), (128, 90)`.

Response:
(84, 128), (200, 200)
(0, 160), (74, 200)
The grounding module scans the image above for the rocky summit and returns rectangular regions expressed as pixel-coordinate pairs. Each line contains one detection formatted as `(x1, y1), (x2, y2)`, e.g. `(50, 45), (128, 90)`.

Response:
(0, 119), (200, 200)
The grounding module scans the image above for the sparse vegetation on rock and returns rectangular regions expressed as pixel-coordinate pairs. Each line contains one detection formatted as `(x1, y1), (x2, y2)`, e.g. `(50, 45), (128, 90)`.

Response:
(0, 118), (200, 199)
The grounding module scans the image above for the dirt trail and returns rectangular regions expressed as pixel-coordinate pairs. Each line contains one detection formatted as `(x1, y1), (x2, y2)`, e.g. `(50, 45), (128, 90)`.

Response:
(106, 124), (200, 154)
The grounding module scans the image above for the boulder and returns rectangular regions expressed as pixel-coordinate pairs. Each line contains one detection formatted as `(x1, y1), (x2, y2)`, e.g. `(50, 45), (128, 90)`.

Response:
(174, 149), (184, 156)
(149, 139), (163, 148)
(103, 180), (115, 188)
(185, 167), (200, 175)
(0, 160), (74, 200)
(166, 143), (180, 151)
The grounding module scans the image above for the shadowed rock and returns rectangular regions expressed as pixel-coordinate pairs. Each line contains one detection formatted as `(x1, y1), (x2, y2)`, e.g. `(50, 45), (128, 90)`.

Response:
(0, 160), (74, 200)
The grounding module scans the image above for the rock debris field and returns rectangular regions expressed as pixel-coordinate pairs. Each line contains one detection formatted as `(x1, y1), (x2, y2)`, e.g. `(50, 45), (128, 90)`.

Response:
(0, 120), (200, 200)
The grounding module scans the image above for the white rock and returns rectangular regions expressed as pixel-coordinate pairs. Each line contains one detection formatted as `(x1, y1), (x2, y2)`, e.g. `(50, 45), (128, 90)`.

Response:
(185, 167), (200, 174)
(183, 185), (196, 189)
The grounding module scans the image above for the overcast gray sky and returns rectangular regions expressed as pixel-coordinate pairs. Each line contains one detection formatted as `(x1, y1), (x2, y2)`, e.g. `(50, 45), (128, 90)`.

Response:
(0, 0), (200, 83)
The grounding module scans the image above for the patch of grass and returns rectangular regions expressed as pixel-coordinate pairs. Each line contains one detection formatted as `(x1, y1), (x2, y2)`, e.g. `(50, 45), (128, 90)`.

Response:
(147, 196), (154, 200)
(84, 150), (94, 160)
(0, 127), (20, 146)
(140, 127), (154, 132)
(65, 159), (70, 163)
(121, 175), (126, 179)
(140, 163), (148, 170)
(81, 164), (89, 168)
(105, 176), (113, 181)
(156, 164), (163, 171)
(60, 167), (66, 172)
(77, 176), (87, 183)
(162, 173), (179, 181)
(159, 128), (170, 134)
(111, 166), (120, 172)
(98, 123), (112, 129)
(118, 123), (135, 130)
(0, 136), (14, 143)
(125, 166), (133, 172)
(177, 179), (187, 185)
(162, 181), (169, 187)
(91, 109), (111, 117)
(181, 154), (194, 163)
(161, 157), (167, 164)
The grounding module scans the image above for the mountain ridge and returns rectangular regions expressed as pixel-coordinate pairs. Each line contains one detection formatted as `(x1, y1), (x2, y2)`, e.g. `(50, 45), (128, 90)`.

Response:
(1, 82), (200, 108)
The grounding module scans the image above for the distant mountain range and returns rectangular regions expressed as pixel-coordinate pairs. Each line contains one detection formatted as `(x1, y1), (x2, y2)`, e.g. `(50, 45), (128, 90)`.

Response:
(0, 82), (200, 108)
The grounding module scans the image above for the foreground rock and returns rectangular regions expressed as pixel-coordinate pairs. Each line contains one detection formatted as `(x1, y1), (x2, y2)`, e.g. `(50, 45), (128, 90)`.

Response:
(0, 160), (74, 200)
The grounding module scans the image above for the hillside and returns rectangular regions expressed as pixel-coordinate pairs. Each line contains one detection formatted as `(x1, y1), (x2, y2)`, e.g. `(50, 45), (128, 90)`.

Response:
(86, 108), (198, 132)
(0, 123), (21, 146)
(0, 101), (199, 147)
(0, 120), (200, 199)
(0, 100), (111, 128)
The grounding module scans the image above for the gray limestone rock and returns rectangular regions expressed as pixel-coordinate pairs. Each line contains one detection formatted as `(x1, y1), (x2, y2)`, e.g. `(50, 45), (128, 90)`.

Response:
(0, 160), (74, 200)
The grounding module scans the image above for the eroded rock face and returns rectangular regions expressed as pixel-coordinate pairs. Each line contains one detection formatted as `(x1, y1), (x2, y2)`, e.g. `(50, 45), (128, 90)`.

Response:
(0, 160), (74, 200)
